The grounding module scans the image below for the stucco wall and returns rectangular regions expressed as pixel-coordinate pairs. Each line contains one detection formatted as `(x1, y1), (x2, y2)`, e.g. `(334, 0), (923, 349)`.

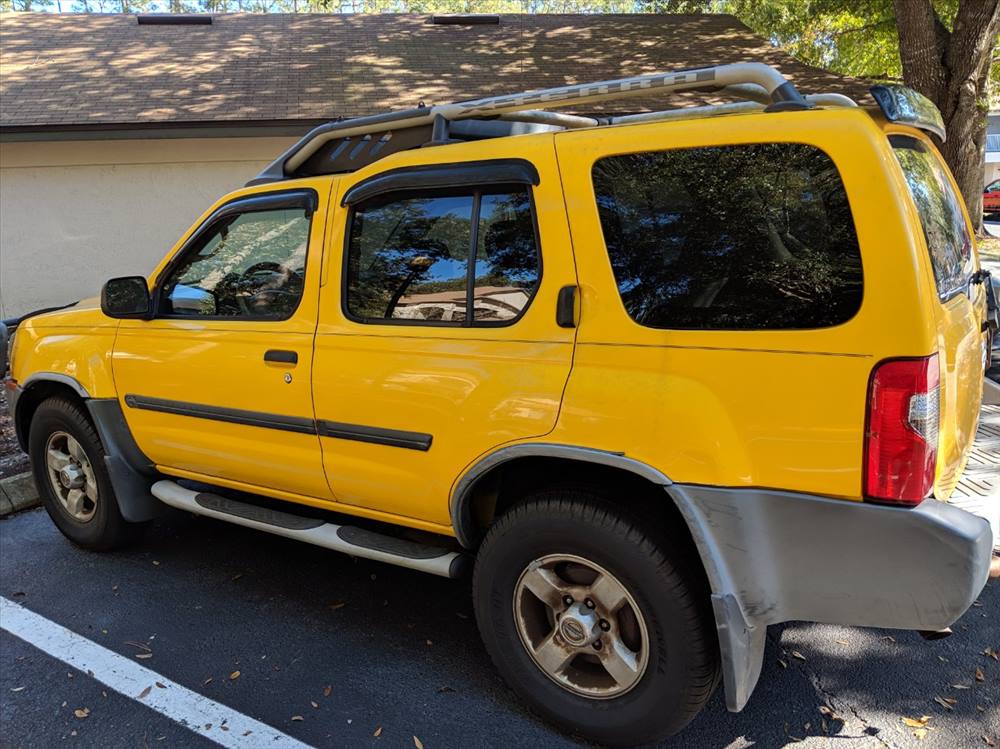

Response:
(0, 135), (296, 319)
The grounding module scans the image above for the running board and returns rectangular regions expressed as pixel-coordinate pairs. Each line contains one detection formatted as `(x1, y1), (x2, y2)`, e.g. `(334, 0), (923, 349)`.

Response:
(151, 480), (468, 578)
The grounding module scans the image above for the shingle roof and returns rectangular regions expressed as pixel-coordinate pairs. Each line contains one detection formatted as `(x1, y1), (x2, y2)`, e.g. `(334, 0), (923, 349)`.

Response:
(0, 12), (872, 130)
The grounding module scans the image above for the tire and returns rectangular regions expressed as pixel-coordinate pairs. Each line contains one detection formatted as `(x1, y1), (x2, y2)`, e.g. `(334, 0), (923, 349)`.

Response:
(29, 397), (142, 550)
(473, 490), (719, 746)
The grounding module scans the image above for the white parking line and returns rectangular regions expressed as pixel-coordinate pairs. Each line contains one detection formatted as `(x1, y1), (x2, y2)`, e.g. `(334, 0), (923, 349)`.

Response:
(0, 597), (312, 748)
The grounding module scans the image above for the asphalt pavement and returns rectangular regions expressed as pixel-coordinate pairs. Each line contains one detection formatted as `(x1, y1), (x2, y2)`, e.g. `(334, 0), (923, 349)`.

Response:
(1, 506), (997, 749)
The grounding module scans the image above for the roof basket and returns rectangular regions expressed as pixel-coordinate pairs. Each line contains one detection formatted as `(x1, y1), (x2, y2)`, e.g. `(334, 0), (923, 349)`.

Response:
(250, 62), (820, 186)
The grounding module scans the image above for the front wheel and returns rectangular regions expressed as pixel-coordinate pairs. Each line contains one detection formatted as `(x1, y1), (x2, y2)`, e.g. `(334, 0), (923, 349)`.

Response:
(29, 397), (142, 550)
(473, 491), (719, 747)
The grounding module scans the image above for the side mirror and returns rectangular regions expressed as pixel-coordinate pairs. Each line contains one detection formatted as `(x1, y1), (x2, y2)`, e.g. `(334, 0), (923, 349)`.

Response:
(101, 276), (151, 319)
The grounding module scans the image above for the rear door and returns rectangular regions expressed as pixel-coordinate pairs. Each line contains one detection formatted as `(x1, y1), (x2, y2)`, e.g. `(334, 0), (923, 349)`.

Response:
(889, 134), (987, 497)
(312, 137), (577, 530)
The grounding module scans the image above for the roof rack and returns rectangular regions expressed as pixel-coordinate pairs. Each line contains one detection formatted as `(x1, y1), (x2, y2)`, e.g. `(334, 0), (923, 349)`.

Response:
(249, 63), (847, 186)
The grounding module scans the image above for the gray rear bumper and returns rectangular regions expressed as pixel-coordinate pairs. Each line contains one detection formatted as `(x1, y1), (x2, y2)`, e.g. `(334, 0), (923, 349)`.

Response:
(667, 486), (992, 712)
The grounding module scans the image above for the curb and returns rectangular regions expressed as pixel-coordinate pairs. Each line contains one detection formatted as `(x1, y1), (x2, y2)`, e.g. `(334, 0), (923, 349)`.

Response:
(0, 472), (39, 517)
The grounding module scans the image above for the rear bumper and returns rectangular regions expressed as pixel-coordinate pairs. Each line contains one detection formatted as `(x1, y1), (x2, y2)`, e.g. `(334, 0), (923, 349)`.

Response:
(667, 485), (992, 712)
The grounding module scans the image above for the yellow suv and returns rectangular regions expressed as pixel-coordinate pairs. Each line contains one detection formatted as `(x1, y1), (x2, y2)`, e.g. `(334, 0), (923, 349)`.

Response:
(4, 63), (995, 746)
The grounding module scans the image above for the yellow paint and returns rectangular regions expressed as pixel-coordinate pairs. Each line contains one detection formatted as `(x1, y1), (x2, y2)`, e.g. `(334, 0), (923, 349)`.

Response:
(10, 105), (985, 532)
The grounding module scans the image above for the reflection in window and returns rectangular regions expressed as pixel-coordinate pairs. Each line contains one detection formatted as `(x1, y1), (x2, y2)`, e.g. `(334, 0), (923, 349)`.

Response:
(891, 135), (973, 301)
(346, 187), (539, 325)
(592, 143), (864, 330)
(473, 192), (538, 321)
(162, 208), (311, 319)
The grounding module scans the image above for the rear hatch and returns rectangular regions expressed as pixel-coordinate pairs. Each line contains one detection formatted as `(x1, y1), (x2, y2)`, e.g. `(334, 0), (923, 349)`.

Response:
(889, 134), (987, 498)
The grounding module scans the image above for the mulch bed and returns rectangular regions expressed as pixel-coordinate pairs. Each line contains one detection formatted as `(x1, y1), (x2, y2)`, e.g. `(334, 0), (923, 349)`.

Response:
(0, 389), (30, 479)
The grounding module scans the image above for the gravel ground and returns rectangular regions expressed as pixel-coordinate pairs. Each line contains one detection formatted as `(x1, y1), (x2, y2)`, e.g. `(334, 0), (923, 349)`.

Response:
(0, 389), (29, 479)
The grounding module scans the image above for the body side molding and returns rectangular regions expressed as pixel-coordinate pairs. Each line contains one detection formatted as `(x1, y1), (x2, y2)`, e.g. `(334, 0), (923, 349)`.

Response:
(449, 442), (672, 547)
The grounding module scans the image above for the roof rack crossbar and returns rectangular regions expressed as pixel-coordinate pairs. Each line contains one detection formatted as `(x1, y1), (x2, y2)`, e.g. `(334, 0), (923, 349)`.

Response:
(252, 63), (812, 184)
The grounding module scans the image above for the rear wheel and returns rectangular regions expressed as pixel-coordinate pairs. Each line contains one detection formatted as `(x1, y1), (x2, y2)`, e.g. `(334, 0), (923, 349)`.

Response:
(29, 397), (142, 550)
(473, 490), (719, 746)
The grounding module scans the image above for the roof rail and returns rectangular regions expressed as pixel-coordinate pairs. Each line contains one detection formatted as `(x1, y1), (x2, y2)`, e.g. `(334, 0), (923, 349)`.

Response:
(250, 62), (811, 185)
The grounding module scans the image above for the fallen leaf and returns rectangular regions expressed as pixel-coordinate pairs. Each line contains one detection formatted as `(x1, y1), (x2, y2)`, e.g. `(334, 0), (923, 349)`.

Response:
(984, 736), (996, 747)
(74, 708), (90, 719)
(135, 653), (153, 660)
(902, 716), (932, 728)
(229, 671), (241, 680)
(125, 641), (151, 652)
(953, 684), (971, 689)
(985, 648), (999, 661)
(414, 737), (424, 749)
(881, 635), (896, 643)
(374, 726), (382, 737)
(10, 687), (24, 692)
(291, 715), (304, 722)
(155, 682), (166, 689)
(328, 601), (346, 610)
(152, 561), (160, 566)
(934, 696), (956, 710)
(777, 659), (788, 669)
(938, 656), (949, 663)
(203, 678), (213, 686)
(977, 666), (986, 682)
(835, 639), (849, 645)
(231, 574), (243, 582)
(310, 701), (318, 709)
(138, 686), (152, 699)
(791, 650), (806, 661)
(818, 705), (842, 722)
(915, 728), (928, 740)
(323, 685), (332, 697)
(437, 686), (455, 693)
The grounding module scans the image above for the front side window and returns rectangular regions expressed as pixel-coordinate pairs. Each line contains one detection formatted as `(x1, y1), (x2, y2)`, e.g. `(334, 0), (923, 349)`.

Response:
(160, 205), (312, 319)
(345, 186), (539, 325)
(891, 135), (973, 301)
(592, 143), (864, 330)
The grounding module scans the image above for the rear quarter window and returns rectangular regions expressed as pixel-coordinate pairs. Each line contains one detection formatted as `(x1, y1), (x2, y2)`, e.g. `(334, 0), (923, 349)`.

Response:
(591, 142), (864, 330)
(889, 135), (973, 302)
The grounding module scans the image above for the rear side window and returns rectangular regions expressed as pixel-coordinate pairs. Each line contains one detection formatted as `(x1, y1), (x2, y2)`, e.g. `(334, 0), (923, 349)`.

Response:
(345, 187), (539, 325)
(592, 143), (863, 330)
(890, 135), (973, 301)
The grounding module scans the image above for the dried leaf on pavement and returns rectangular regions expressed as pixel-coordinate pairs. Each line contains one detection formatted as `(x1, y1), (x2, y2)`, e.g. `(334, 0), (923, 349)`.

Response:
(984, 648), (999, 661)
(902, 716), (931, 728)
(413, 737), (424, 749)
(135, 653), (153, 660)
(933, 696), (956, 710)
(791, 650), (806, 661)
(291, 715), (303, 722)
(138, 686), (152, 699)
(983, 736), (995, 747)
(310, 701), (318, 709)
(73, 708), (90, 719)
(323, 685), (332, 697)
(976, 666), (986, 682)
(229, 671), (241, 680)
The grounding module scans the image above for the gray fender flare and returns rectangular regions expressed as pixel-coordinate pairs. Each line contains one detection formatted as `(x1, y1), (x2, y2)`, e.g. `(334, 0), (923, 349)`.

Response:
(448, 442), (767, 713)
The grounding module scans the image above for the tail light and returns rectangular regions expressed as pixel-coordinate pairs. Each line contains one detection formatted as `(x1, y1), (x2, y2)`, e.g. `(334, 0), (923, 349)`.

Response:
(864, 354), (939, 505)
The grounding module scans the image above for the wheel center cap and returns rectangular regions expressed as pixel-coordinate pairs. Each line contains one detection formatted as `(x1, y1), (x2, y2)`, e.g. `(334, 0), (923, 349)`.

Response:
(59, 464), (85, 490)
(559, 603), (600, 647)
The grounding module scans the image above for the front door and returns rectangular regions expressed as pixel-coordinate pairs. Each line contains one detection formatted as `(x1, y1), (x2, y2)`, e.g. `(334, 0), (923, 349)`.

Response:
(313, 139), (577, 530)
(113, 181), (334, 500)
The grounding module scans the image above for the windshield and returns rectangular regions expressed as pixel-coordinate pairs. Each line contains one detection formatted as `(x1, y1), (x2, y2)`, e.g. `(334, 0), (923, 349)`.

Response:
(890, 135), (973, 301)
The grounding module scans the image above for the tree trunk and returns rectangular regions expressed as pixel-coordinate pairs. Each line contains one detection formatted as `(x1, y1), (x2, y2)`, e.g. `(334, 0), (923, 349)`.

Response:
(894, 0), (1000, 234)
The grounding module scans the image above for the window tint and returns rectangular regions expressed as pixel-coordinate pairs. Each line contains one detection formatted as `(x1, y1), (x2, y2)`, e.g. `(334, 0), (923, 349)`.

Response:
(891, 135), (972, 301)
(161, 207), (311, 319)
(346, 187), (539, 325)
(591, 143), (864, 330)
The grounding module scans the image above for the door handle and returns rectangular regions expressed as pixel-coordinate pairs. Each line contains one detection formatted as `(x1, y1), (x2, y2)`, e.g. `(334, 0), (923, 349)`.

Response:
(264, 349), (298, 365)
(556, 285), (578, 328)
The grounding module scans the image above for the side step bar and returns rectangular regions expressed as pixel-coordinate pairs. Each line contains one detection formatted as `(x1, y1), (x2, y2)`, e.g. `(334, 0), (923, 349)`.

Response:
(151, 480), (468, 579)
